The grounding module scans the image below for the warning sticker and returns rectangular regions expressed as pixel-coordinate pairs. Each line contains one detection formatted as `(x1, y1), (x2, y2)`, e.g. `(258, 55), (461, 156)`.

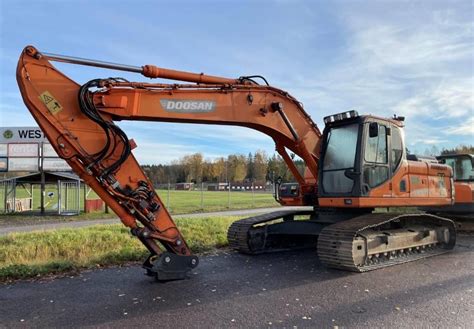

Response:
(39, 91), (63, 115)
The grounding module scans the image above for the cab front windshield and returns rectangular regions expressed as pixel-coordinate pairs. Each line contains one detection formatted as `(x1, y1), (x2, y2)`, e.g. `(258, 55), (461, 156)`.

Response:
(322, 124), (359, 193)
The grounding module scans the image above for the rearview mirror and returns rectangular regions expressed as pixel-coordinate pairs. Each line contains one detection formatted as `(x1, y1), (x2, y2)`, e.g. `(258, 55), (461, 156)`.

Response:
(369, 122), (379, 138)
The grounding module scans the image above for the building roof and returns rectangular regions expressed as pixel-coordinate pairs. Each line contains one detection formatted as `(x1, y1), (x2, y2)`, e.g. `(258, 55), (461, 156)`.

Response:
(0, 171), (82, 184)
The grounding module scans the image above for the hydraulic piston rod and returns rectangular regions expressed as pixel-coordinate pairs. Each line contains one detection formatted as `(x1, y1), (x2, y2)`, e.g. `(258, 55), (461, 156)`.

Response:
(26, 46), (240, 84)
(41, 52), (143, 73)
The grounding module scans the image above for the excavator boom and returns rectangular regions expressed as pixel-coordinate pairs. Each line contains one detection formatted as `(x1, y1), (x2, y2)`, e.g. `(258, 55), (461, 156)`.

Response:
(16, 46), (322, 279)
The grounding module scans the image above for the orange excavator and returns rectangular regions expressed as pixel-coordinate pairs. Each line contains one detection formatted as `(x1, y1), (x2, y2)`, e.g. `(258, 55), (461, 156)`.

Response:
(17, 45), (466, 280)
(422, 154), (474, 232)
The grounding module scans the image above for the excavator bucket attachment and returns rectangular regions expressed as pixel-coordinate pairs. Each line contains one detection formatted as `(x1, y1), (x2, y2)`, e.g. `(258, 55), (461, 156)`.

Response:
(143, 252), (199, 281)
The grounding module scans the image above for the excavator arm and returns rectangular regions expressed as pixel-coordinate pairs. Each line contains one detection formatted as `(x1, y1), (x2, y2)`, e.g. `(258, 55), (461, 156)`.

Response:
(16, 46), (322, 280)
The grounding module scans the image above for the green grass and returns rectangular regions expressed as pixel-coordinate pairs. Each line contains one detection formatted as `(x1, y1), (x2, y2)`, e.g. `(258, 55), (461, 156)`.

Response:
(0, 216), (238, 281)
(158, 190), (278, 214)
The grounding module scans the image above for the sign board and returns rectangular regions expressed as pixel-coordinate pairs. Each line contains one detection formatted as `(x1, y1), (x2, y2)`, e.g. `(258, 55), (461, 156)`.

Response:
(42, 143), (59, 157)
(0, 127), (47, 143)
(1, 126), (71, 172)
(8, 157), (39, 171)
(42, 158), (70, 171)
(8, 143), (39, 157)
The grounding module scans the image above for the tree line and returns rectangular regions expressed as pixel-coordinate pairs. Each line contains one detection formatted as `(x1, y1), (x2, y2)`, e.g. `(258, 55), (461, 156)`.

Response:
(440, 144), (474, 155)
(420, 144), (474, 156)
(141, 150), (305, 185)
(142, 144), (473, 185)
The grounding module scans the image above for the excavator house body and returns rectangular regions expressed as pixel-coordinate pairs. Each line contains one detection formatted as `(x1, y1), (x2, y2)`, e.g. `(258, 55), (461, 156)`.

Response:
(16, 46), (463, 279)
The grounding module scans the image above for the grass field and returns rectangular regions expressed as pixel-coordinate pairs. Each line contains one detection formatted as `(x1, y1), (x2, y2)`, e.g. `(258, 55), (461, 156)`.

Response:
(157, 190), (278, 214)
(0, 189), (278, 226)
(0, 216), (239, 281)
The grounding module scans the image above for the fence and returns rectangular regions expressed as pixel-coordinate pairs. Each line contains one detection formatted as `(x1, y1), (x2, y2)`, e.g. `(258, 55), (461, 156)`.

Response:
(0, 180), (15, 213)
(0, 179), (81, 215)
(154, 181), (275, 213)
(156, 181), (271, 191)
(58, 181), (81, 215)
(0, 180), (277, 216)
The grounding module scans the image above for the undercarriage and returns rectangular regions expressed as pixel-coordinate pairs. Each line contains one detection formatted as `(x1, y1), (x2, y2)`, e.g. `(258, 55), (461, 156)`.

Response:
(228, 209), (457, 271)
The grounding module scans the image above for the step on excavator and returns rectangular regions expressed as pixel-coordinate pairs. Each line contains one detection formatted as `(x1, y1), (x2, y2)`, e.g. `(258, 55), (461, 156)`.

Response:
(16, 45), (467, 280)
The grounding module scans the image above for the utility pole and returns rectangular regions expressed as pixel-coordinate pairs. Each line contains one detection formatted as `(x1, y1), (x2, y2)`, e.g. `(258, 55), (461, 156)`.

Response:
(167, 180), (171, 210)
(200, 181), (204, 210)
(271, 170), (275, 196)
(226, 159), (230, 208)
(251, 180), (255, 207)
(40, 157), (45, 215)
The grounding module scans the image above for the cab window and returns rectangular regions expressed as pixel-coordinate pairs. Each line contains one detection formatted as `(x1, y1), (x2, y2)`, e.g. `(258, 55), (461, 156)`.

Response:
(363, 123), (389, 188)
(365, 125), (387, 164)
(391, 127), (403, 173)
(444, 157), (474, 181)
(322, 123), (359, 194)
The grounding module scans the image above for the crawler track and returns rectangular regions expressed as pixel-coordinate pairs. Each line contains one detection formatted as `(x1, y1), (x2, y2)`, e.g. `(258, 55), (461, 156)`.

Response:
(227, 209), (315, 254)
(317, 213), (456, 272)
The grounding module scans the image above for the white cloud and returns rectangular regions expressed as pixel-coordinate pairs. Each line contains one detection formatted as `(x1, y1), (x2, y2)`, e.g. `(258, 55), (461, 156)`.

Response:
(353, 25), (472, 67)
(391, 78), (474, 119)
(445, 117), (474, 136)
(404, 120), (449, 147)
(1, 1), (473, 163)
(289, 8), (473, 151)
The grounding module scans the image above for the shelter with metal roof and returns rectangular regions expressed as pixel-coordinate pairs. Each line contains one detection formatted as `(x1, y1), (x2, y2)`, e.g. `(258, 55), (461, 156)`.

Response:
(0, 172), (82, 215)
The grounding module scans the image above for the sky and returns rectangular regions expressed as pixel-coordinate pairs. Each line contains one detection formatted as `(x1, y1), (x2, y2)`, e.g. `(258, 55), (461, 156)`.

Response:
(0, 0), (472, 164)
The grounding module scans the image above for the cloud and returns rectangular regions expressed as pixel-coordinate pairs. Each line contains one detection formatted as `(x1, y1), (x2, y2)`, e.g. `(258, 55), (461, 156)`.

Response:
(287, 7), (473, 151)
(391, 78), (474, 119)
(445, 117), (474, 136)
(352, 24), (472, 67)
(1, 1), (472, 164)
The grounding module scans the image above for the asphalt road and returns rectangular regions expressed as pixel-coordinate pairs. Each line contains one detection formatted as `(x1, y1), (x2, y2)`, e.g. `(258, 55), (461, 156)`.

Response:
(1, 235), (473, 328)
(0, 207), (312, 236)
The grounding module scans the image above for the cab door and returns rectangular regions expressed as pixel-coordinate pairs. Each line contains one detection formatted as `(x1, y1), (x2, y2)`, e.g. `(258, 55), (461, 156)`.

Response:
(389, 125), (409, 197)
(362, 122), (390, 195)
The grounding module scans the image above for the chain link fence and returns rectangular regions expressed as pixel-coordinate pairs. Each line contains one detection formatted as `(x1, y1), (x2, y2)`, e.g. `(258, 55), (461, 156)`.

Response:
(154, 181), (275, 214)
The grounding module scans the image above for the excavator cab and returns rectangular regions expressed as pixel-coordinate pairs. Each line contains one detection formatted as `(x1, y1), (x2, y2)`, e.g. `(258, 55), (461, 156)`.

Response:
(438, 154), (474, 182)
(318, 111), (405, 200)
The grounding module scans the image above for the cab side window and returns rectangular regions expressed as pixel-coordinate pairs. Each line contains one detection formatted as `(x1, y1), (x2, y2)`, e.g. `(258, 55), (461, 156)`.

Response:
(364, 124), (389, 188)
(365, 125), (387, 164)
(391, 127), (403, 173)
